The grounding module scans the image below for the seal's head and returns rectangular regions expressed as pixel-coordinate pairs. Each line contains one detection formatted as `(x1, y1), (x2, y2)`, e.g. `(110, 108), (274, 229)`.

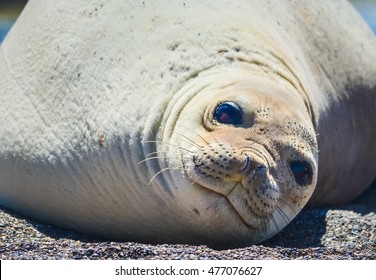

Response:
(156, 69), (318, 248)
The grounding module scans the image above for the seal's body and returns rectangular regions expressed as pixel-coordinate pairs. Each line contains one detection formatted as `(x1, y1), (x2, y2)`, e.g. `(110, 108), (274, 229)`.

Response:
(0, 0), (375, 248)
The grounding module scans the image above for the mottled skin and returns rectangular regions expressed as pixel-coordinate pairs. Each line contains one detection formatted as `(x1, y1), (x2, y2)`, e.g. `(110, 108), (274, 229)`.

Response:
(0, 0), (375, 248)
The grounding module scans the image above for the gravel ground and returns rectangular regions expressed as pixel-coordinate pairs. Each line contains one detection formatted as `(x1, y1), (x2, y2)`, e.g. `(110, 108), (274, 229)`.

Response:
(1, 183), (375, 260)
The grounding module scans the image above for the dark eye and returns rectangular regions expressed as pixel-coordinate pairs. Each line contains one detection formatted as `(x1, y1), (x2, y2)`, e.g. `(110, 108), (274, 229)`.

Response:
(214, 101), (243, 125)
(290, 161), (312, 186)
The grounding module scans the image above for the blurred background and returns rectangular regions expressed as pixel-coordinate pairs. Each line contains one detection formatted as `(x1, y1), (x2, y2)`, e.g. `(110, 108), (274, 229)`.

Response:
(0, 0), (375, 43)
(0, 0), (27, 42)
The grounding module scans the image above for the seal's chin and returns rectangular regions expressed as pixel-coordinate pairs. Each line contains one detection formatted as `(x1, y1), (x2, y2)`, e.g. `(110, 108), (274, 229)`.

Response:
(182, 141), (304, 242)
(189, 172), (284, 233)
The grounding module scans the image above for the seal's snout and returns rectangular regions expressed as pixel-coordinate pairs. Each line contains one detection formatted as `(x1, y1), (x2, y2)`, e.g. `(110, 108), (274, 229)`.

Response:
(190, 142), (272, 188)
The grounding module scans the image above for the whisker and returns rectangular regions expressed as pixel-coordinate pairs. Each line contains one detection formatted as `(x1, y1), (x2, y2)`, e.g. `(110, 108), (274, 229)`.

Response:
(177, 139), (204, 151)
(269, 212), (280, 233)
(312, 146), (319, 153)
(263, 96), (269, 112)
(275, 205), (291, 224)
(261, 216), (269, 237)
(147, 165), (190, 186)
(143, 139), (195, 152)
(176, 127), (210, 145)
(148, 167), (172, 186)
(273, 178), (284, 183)
(228, 141), (234, 149)
(171, 165), (187, 173)
(142, 140), (160, 144)
(256, 93), (262, 113)
(144, 151), (159, 157)
(225, 182), (239, 196)
(208, 134), (219, 143)
(271, 143), (286, 155)
(138, 156), (165, 165)
(178, 146), (195, 154)
(190, 180), (197, 186)
(173, 131), (205, 149)
(278, 198), (298, 216)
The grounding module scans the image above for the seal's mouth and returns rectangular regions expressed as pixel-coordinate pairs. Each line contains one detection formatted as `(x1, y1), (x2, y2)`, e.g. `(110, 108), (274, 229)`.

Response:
(191, 180), (260, 230)
(184, 141), (285, 232)
(189, 177), (283, 239)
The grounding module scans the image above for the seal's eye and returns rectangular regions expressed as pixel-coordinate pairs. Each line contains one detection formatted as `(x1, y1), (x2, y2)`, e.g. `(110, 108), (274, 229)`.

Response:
(214, 101), (243, 125)
(290, 161), (312, 186)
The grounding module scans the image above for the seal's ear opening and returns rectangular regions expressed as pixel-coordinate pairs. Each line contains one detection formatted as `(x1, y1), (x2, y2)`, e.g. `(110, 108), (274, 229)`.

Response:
(290, 161), (313, 186)
(213, 101), (243, 126)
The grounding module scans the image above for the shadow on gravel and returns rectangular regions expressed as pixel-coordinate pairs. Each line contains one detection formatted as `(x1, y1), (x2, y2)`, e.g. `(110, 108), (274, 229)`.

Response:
(262, 208), (328, 249)
(263, 181), (376, 249)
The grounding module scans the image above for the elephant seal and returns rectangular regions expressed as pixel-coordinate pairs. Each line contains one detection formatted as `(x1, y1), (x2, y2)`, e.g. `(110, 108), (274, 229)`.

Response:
(0, 0), (375, 248)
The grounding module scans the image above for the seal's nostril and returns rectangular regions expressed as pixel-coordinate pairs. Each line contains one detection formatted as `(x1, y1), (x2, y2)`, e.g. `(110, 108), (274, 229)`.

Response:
(240, 155), (251, 172)
(240, 155), (267, 179)
(251, 165), (267, 180)
(192, 155), (198, 163)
